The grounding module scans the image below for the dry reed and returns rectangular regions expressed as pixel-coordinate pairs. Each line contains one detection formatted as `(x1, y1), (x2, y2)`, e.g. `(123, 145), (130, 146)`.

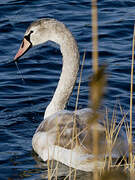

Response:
(91, 0), (99, 179)
(46, 0), (135, 179)
(129, 24), (135, 179)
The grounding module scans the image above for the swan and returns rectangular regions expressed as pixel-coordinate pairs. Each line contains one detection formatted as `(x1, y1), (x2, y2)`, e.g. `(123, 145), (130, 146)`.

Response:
(14, 18), (128, 172)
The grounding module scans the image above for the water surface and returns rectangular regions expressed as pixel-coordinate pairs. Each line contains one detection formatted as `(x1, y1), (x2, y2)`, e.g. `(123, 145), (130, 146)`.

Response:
(0, 0), (135, 179)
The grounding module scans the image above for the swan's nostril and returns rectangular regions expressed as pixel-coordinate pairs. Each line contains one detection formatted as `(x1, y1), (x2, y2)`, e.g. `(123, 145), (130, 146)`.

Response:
(21, 41), (24, 48)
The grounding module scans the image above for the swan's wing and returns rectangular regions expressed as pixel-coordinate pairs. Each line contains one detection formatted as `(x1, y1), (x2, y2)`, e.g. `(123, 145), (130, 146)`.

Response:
(74, 108), (107, 155)
(34, 109), (128, 158)
(35, 109), (105, 153)
(36, 110), (84, 149)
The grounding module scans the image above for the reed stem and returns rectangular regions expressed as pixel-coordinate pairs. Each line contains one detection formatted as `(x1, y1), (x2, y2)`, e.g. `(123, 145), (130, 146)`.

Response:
(91, 0), (99, 179)
(129, 24), (135, 177)
(91, 0), (98, 73)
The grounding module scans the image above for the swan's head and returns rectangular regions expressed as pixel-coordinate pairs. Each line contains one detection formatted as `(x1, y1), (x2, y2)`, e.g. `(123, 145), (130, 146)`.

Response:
(14, 19), (51, 61)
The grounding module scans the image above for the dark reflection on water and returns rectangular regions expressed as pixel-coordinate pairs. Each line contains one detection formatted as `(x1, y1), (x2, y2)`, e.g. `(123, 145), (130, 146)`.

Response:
(0, 0), (135, 179)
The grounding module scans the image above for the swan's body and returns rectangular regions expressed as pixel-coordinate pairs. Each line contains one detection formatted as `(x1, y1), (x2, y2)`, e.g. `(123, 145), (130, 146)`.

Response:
(14, 18), (128, 172)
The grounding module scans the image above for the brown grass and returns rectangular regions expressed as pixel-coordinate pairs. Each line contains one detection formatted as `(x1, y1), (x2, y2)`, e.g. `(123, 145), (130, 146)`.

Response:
(129, 24), (135, 177)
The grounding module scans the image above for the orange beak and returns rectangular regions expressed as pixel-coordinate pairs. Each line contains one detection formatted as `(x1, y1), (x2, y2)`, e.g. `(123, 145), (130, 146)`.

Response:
(14, 38), (31, 61)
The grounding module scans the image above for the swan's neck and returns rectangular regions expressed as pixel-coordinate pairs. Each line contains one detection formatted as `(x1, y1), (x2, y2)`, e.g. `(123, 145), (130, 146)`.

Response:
(44, 23), (79, 119)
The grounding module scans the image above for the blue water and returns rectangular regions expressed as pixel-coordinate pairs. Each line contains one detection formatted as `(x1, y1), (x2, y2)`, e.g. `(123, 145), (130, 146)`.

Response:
(0, 0), (135, 179)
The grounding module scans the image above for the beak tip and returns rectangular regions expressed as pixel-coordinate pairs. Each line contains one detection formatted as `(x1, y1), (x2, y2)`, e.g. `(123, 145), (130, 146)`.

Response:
(14, 55), (18, 61)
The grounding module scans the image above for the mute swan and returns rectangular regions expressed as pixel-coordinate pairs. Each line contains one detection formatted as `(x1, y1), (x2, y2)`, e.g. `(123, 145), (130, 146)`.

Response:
(14, 18), (128, 172)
